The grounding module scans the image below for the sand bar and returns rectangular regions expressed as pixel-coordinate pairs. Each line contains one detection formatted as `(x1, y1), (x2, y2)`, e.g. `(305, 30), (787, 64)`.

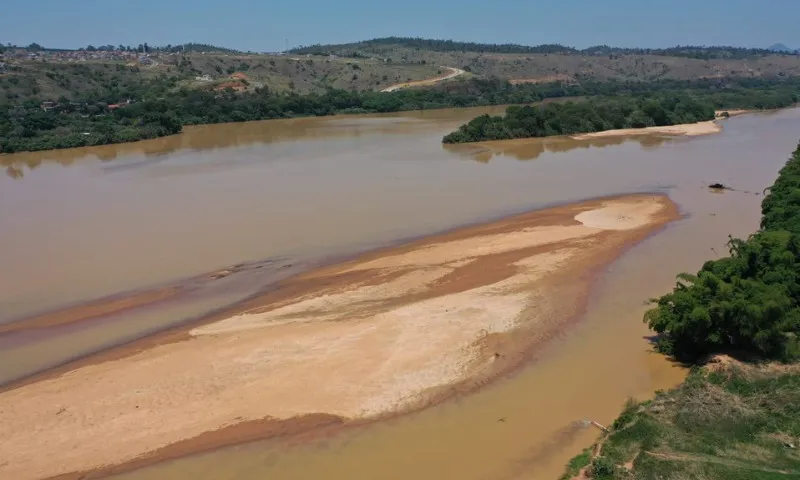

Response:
(571, 120), (722, 140)
(0, 194), (678, 480)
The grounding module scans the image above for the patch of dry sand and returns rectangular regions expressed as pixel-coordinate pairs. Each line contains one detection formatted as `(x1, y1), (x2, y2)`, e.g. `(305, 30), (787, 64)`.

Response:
(570, 120), (721, 140)
(0, 195), (677, 480)
(715, 109), (753, 118)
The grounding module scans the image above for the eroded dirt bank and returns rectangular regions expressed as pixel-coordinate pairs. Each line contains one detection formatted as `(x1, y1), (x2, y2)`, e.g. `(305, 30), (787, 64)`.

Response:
(0, 194), (678, 480)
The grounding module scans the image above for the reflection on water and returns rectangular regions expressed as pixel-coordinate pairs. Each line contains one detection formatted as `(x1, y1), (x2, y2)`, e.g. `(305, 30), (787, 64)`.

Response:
(444, 134), (671, 163)
(5, 165), (24, 179)
(1, 120), (673, 179)
(3, 101), (607, 179)
(109, 109), (800, 480)
(1, 106), (511, 179)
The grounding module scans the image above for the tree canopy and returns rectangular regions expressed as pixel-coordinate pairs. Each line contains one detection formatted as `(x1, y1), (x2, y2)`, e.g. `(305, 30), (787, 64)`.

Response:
(3, 74), (800, 154)
(645, 146), (800, 361)
(442, 95), (716, 143)
(290, 37), (791, 60)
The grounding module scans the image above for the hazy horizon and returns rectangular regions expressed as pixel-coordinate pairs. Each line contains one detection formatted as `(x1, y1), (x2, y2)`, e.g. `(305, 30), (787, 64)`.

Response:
(2, 36), (796, 54)
(3, 0), (799, 53)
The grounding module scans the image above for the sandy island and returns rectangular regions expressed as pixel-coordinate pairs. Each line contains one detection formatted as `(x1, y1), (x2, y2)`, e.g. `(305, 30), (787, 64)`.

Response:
(0, 194), (678, 480)
(570, 109), (759, 141)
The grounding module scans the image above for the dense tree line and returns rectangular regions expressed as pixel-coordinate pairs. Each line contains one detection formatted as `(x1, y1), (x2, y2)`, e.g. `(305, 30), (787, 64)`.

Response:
(442, 77), (800, 144)
(290, 37), (791, 60)
(442, 95), (717, 143)
(584, 45), (785, 60)
(645, 146), (800, 361)
(4, 75), (800, 154)
(0, 107), (182, 153)
(0, 72), (186, 153)
(534, 76), (800, 104)
(291, 37), (576, 55)
(158, 43), (241, 54)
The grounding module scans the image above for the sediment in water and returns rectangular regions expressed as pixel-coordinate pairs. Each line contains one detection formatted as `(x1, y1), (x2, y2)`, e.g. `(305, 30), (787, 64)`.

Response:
(0, 194), (679, 480)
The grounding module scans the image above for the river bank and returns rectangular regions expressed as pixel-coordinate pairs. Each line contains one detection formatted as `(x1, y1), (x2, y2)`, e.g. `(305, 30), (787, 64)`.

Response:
(0, 194), (678, 480)
(2, 106), (797, 480)
(570, 119), (722, 140)
(561, 142), (800, 479)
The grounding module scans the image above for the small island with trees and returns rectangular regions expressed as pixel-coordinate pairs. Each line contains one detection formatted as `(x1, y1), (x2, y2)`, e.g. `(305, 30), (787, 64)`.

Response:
(442, 95), (716, 144)
(442, 88), (799, 144)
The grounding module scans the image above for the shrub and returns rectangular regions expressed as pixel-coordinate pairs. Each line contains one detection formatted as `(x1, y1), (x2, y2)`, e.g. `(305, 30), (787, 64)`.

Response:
(591, 456), (616, 478)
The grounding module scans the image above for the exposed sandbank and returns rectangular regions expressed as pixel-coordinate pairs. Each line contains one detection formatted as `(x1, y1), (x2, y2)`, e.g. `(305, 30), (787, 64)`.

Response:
(715, 108), (754, 118)
(570, 120), (722, 140)
(0, 194), (678, 480)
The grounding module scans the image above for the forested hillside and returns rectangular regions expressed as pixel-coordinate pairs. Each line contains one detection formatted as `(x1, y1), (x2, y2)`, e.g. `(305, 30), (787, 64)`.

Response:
(6, 34), (800, 154)
(6, 36), (800, 110)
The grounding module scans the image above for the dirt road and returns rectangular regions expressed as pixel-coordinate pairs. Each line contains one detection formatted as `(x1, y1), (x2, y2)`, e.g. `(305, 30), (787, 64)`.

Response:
(380, 66), (466, 92)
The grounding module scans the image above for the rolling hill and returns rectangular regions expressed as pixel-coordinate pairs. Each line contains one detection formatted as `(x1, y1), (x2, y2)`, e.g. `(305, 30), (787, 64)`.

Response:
(5, 36), (800, 107)
(768, 42), (794, 53)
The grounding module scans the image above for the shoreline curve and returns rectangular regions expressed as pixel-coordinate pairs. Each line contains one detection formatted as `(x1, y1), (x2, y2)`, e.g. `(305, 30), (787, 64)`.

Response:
(0, 193), (680, 480)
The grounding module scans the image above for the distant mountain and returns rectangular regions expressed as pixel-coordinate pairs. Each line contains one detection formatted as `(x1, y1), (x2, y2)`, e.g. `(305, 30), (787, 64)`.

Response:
(768, 43), (794, 53)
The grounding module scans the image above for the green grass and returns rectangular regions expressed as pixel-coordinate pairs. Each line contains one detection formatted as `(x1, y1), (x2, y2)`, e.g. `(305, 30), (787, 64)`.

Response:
(561, 361), (800, 479)
(559, 448), (592, 480)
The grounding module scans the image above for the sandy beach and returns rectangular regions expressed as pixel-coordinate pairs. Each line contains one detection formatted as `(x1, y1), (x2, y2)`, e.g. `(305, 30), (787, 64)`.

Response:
(570, 120), (722, 140)
(0, 194), (678, 480)
(716, 109), (754, 118)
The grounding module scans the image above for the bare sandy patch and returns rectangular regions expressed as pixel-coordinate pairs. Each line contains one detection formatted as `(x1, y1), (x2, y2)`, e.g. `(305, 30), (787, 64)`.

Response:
(0, 195), (678, 480)
(570, 120), (722, 140)
(716, 109), (753, 118)
(575, 201), (668, 230)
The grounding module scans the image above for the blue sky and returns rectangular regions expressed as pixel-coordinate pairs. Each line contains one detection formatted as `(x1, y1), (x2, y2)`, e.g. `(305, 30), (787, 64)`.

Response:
(2, 0), (799, 51)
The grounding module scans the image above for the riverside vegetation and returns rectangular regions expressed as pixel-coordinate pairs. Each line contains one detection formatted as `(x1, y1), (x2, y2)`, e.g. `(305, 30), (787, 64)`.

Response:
(441, 95), (714, 143)
(561, 145), (800, 480)
(4, 75), (800, 154)
(442, 87), (798, 143)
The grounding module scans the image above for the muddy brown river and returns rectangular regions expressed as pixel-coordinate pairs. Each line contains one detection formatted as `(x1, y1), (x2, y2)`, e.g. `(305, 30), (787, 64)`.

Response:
(1, 106), (799, 479)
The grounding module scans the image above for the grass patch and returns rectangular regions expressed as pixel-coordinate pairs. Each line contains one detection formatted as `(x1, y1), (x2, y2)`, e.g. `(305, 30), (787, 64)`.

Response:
(561, 360), (800, 479)
(559, 448), (592, 480)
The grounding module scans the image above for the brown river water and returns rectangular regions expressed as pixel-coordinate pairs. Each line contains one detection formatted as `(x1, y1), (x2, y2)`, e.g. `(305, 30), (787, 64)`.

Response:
(1, 106), (799, 479)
